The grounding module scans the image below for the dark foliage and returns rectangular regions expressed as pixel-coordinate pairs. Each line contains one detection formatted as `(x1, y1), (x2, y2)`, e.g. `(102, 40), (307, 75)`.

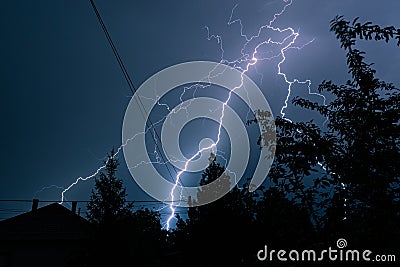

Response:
(256, 16), (400, 255)
(74, 17), (399, 266)
(86, 149), (133, 225)
(84, 150), (165, 266)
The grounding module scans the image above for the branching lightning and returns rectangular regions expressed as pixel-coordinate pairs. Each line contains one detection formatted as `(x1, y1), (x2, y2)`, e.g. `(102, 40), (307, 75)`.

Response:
(165, 0), (327, 230)
(38, 0), (329, 230)
(165, 57), (259, 230)
(33, 185), (65, 199)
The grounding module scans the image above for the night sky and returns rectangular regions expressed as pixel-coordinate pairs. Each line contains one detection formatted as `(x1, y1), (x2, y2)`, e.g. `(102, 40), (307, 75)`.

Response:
(1, 0), (399, 222)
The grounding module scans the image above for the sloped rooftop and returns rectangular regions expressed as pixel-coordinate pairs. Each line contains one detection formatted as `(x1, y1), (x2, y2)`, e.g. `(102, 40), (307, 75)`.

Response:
(0, 203), (92, 240)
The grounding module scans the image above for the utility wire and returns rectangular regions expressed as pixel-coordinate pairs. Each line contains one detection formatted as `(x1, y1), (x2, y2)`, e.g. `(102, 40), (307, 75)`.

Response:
(89, 0), (178, 182)
(0, 199), (181, 203)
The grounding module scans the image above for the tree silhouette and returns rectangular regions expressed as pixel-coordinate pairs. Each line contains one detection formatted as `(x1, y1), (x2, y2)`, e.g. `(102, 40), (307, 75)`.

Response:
(84, 150), (134, 266)
(85, 150), (166, 266)
(86, 149), (133, 225)
(256, 16), (400, 250)
(170, 156), (317, 266)
(80, 17), (400, 266)
(255, 187), (314, 248)
(125, 208), (166, 266)
(171, 156), (258, 266)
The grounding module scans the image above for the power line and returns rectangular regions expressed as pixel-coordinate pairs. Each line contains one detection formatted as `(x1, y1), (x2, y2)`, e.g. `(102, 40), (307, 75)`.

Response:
(88, 0), (178, 183)
(0, 199), (181, 203)
(0, 199), (187, 221)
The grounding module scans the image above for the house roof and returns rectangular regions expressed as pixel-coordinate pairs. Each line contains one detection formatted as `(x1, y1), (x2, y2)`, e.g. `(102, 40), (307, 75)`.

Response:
(0, 203), (93, 241)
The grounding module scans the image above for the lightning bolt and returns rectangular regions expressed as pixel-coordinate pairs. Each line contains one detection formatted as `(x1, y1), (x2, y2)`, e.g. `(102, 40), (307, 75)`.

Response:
(165, 57), (259, 230)
(33, 185), (65, 199)
(165, 0), (327, 230)
(37, 0), (328, 230)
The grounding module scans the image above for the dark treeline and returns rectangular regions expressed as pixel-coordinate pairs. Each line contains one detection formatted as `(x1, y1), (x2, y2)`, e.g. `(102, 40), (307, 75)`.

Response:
(77, 17), (400, 266)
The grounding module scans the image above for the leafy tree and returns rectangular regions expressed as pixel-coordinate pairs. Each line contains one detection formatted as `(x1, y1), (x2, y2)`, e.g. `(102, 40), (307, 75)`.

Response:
(255, 187), (314, 248)
(171, 156), (315, 266)
(172, 156), (257, 266)
(125, 208), (166, 266)
(85, 150), (134, 266)
(86, 149), (133, 225)
(254, 16), (400, 248)
(85, 150), (166, 266)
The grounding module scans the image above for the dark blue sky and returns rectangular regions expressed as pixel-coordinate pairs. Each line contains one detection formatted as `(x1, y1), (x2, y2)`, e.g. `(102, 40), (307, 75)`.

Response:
(1, 0), (399, 221)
